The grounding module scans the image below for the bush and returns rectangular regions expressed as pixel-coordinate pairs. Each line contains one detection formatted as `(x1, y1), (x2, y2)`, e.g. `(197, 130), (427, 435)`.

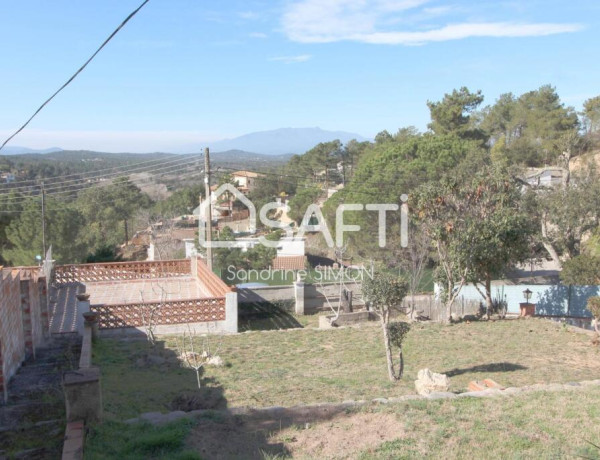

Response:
(387, 322), (411, 348)
(587, 297), (600, 320)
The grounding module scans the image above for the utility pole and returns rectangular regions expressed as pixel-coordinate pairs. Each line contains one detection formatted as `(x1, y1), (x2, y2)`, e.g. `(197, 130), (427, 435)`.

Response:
(41, 182), (47, 257)
(204, 147), (213, 270)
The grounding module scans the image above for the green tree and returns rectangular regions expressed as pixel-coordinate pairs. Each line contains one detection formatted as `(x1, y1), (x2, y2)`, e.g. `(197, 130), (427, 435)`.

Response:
(530, 168), (600, 269)
(213, 227), (245, 273)
(482, 86), (579, 166)
(76, 177), (152, 252)
(4, 198), (86, 265)
(586, 297), (600, 333)
(427, 87), (485, 140)
(560, 255), (600, 285)
(323, 133), (483, 263)
(153, 184), (204, 217)
(0, 191), (25, 264)
(583, 95), (600, 134)
(362, 273), (409, 381)
(286, 140), (343, 184)
(288, 187), (322, 225)
(414, 164), (534, 318)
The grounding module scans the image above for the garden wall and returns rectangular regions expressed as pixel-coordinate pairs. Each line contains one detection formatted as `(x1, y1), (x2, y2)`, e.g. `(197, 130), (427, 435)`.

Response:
(0, 267), (49, 402)
(237, 282), (364, 314)
(54, 259), (191, 285)
(88, 257), (238, 335)
(456, 283), (597, 317)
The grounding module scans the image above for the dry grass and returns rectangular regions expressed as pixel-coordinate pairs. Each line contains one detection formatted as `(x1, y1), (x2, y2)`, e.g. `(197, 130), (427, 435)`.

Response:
(94, 318), (600, 420)
(259, 386), (600, 459)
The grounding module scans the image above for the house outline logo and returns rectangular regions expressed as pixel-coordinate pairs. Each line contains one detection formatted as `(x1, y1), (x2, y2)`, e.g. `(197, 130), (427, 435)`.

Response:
(198, 183), (256, 248)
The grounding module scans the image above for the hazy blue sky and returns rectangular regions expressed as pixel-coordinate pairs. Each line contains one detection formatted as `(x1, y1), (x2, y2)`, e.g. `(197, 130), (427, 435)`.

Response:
(1, 0), (598, 152)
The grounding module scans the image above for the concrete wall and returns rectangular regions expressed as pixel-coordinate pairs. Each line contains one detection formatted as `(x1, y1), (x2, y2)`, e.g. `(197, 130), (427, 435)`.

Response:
(238, 282), (364, 314)
(304, 282), (364, 313)
(456, 283), (597, 317)
(237, 285), (295, 304)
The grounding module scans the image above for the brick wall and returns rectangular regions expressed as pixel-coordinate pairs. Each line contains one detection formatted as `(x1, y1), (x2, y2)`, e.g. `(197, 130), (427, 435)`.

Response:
(0, 267), (49, 402)
(0, 269), (24, 402)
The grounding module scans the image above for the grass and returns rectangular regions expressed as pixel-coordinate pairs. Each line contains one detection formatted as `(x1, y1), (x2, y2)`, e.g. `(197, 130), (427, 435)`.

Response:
(355, 385), (600, 459)
(94, 318), (600, 421)
(85, 418), (200, 460)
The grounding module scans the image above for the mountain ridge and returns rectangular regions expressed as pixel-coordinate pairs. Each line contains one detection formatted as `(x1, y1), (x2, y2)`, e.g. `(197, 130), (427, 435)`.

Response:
(207, 127), (367, 155)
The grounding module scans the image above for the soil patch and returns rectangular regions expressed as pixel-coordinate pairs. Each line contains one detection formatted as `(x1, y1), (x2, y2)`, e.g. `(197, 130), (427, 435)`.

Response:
(186, 406), (404, 459)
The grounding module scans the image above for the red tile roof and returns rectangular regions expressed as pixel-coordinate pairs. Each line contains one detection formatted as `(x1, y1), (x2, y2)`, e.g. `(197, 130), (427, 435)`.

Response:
(272, 256), (306, 270)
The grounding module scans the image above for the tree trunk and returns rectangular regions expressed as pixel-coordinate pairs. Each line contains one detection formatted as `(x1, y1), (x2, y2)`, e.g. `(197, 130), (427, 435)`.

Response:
(380, 315), (397, 382)
(398, 348), (404, 379)
(124, 219), (129, 246)
(485, 274), (493, 320)
(541, 216), (562, 269)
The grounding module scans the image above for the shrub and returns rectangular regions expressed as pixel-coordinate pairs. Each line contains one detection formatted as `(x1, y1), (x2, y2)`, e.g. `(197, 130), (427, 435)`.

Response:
(387, 322), (411, 348)
(587, 297), (600, 319)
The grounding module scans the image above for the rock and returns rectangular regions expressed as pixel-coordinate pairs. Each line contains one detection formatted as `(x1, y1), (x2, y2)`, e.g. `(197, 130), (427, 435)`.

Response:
(207, 355), (224, 367)
(414, 368), (450, 396)
(139, 412), (164, 424)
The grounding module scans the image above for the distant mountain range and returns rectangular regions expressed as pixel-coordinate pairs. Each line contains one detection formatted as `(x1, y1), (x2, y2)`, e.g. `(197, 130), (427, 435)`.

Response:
(209, 127), (368, 155)
(1, 127), (369, 157)
(1, 146), (63, 155)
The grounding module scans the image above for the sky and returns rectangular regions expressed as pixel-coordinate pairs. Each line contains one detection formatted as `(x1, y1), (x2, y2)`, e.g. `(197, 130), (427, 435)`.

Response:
(0, 0), (599, 153)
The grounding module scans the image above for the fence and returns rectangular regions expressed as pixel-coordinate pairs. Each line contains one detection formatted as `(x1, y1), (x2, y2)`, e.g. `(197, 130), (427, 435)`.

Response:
(54, 259), (191, 285)
(91, 297), (226, 329)
(402, 296), (482, 322)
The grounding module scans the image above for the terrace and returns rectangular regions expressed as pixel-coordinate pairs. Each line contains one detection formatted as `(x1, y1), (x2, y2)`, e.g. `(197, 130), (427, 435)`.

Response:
(49, 257), (237, 336)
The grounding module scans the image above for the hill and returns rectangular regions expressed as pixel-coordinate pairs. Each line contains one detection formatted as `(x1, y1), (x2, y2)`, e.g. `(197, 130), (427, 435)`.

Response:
(1, 146), (63, 155)
(209, 127), (368, 155)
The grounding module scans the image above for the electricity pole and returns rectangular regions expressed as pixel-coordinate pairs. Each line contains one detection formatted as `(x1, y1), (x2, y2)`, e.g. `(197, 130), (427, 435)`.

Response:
(204, 147), (213, 270)
(41, 182), (46, 257)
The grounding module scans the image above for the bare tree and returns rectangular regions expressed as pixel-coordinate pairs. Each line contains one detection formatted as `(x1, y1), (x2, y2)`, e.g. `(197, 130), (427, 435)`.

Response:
(398, 224), (431, 318)
(177, 323), (222, 389)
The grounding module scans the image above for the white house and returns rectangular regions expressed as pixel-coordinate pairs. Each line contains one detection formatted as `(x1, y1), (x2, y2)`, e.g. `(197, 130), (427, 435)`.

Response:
(231, 170), (263, 194)
(524, 168), (565, 188)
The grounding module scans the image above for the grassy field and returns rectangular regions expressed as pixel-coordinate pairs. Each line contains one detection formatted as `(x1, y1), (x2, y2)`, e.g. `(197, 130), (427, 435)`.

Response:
(94, 317), (600, 421)
(267, 385), (600, 459)
(85, 386), (600, 459)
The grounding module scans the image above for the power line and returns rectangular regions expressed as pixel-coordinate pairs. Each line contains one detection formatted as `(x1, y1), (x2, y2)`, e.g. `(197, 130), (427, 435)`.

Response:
(0, 160), (202, 206)
(0, 168), (203, 214)
(0, 152), (200, 191)
(0, 0), (151, 152)
(0, 154), (202, 202)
